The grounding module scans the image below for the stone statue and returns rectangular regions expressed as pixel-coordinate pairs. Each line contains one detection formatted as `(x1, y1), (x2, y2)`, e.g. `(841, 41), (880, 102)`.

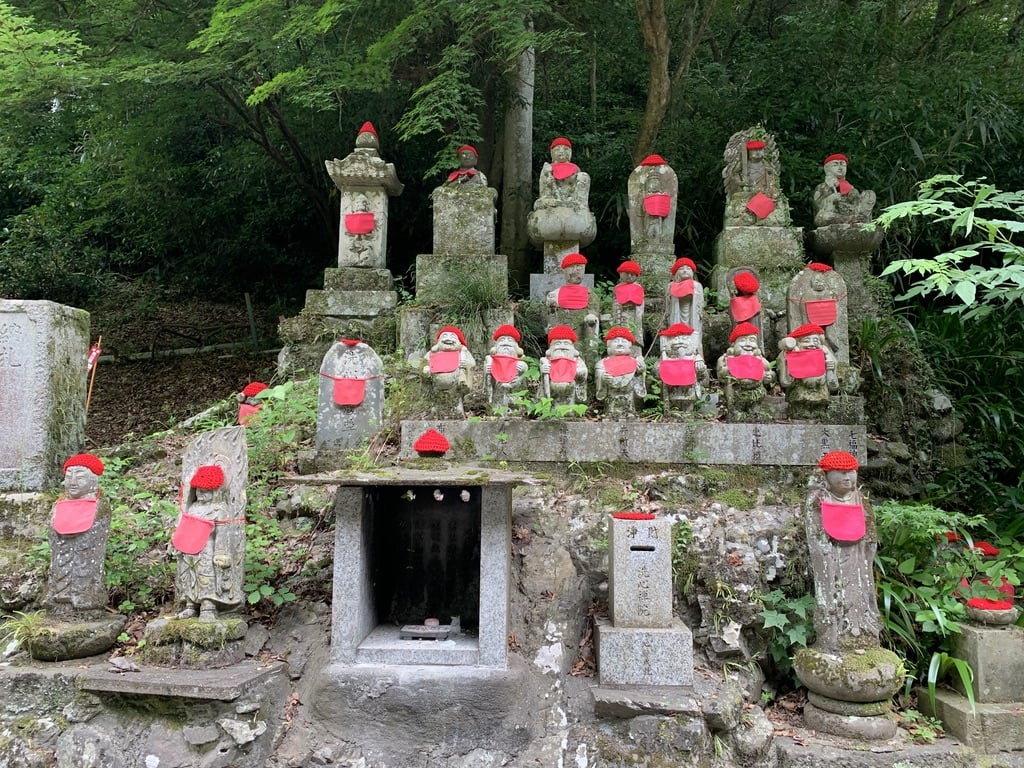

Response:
(317, 338), (386, 451)
(484, 324), (528, 412)
(539, 325), (588, 407)
(611, 260), (645, 345)
(430, 143), (498, 256)
(787, 262), (850, 365)
(423, 325), (476, 417)
(663, 257), (704, 349)
(546, 252), (602, 337)
(237, 381), (268, 426)
(813, 153), (876, 227)
(627, 154), (677, 257)
(44, 453), (111, 614)
(527, 137), (597, 256)
(794, 451), (903, 740)
(777, 323), (839, 419)
(595, 327), (647, 418)
(446, 144), (487, 187)
(727, 269), (764, 347)
(716, 322), (775, 420)
(655, 323), (708, 417)
(722, 130), (791, 227)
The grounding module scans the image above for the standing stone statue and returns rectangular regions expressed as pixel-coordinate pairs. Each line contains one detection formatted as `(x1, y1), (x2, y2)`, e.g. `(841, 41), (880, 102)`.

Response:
(237, 381), (268, 425)
(794, 451), (903, 740)
(539, 325), (588, 408)
(422, 326), (476, 417)
(546, 252), (602, 337)
(430, 144), (498, 256)
(722, 131), (791, 227)
(317, 338), (385, 452)
(528, 137), (598, 273)
(813, 153), (876, 227)
(484, 325), (528, 412)
(611, 260), (645, 346)
(627, 154), (678, 279)
(595, 327), (647, 418)
(787, 262), (850, 365)
(728, 269), (764, 348)
(655, 323), (708, 417)
(663, 257), (704, 349)
(777, 323), (839, 420)
(716, 322), (775, 421)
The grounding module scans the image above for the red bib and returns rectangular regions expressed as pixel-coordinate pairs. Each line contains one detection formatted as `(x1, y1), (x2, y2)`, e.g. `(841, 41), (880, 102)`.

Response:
(549, 358), (577, 383)
(333, 378), (366, 406)
(820, 501), (865, 542)
(659, 358), (696, 386)
(643, 194), (671, 218)
(447, 169), (476, 183)
(837, 178), (854, 195)
(52, 498), (98, 535)
(237, 403), (262, 425)
(615, 283), (645, 305)
(746, 192), (776, 220)
(551, 161), (578, 181)
(730, 295), (761, 322)
(489, 355), (520, 384)
(670, 279), (694, 298)
(344, 212), (375, 234)
(786, 348), (826, 379)
(727, 355), (765, 381)
(558, 284), (590, 310)
(429, 350), (461, 374)
(804, 299), (837, 327)
(172, 513), (214, 555)
(603, 356), (638, 377)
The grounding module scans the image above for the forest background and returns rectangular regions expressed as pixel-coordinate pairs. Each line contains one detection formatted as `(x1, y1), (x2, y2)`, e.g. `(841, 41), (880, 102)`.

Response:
(1, 0), (1023, 525)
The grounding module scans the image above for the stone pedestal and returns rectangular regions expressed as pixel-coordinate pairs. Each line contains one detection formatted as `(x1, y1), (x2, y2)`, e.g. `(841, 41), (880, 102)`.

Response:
(26, 614), (126, 661)
(142, 616), (248, 668)
(809, 223), (884, 327)
(711, 226), (804, 313)
(595, 619), (694, 686)
(414, 254), (508, 305)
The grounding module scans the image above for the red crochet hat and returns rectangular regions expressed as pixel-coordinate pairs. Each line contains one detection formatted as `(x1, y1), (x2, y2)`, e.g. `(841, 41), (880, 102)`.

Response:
(561, 252), (587, 268)
(550, 137), (572, 149)
(357, 121), (378, 139)
(605, 326), (636, 344)
(492, 324), (521, 342)
(617, 260), (641, 275)
(746, 140), (766, 150)
(190, 465), (225, 490)
(790, 323), (825, 338)
(242, 381), (269, 398)
(547, 325), (578, 344)
(436, 325), (467, 346)
(824, 153), (848, 165)
(660, 323), (694, 337)
(733, 271), (759, 294)
(63, 453), (105, 476)
(456, 144), (478, 157)
(613, 512), (656, 520)
(729, 322), (760, 343)
(808, 262), (833, 272)
(818, 451), (858, 471)
(639, 154), (666, 166)
(671, 257), (696, 276)
(413, 428), (450, 456)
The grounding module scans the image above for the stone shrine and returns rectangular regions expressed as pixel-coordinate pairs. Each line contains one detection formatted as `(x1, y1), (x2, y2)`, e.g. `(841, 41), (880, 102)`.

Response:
(316, 338), (385, 453)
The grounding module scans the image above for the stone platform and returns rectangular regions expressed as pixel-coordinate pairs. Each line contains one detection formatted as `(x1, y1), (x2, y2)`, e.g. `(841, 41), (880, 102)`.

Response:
(79, 660), (285, 701)
(400, 420), (866, 465)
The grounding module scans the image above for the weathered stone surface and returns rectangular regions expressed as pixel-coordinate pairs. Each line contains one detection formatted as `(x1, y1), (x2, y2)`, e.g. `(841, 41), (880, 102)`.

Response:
(775, 733), (978, 767)
(217, 715), (267, 745)
(594, 618), (693, 686)
(0, 300), (89, 492)
(78, 660), (285, 701)
(729, 705), (775, 759)
(304, 289), (398, 318)
(415, 253), (507, 305)
(802, 702), (897, 741)
(952, 623), (1024, 703)
(712, 226), (804, 313)
(920, 686), (1024, 753)
(182, 723), (221, 746)
(590, 685), (701, 719)
(609, 516), (673, 628)
(431, 185), (497, 255)
(794, 647), (904, 703)
(788, 264), (851, 365)
(627, 713), (707, 754)
(316, 339), (384, 453)
(806, 691), (891, 717)
(322, 267), (394, 292)
(55, 724), (125, 768)
(701, 678), (745, 731)
(26, 615), (125, 662)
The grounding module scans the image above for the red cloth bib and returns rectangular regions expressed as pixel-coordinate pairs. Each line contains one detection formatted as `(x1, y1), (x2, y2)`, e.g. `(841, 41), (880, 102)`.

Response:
(603, 356), (638, 377)
(643, 194), (671, 218)
(726, 355), (765, 381)
(558, 284), (590, 310)
(549, 358), (577, 383)
(429, 350), (461, 374)
(659, 358), (697, 386)
(52, 498), (98, 535)
(551, 161), (578, 181)
(746, 192), (776, 220)
(333, 378), (366, 406)
(730, 295), (761, 322)
(837, 178), (854, 195)
(615, 283), (645, 305)
(447, 169), (476, 183)
(489, 355), (520, 384)
(344, 212), (375, 234)
(786, 348), (826, 378)
(804, 299), (837, 327)
(237, 403), (262, 425)
(172, 513), (214, 555)
(670, 279), (694, 298)
(820, 501), (865, 542)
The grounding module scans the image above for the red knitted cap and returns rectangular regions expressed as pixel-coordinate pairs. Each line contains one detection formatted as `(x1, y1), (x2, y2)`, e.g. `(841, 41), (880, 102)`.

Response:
(660, 323), (694, 337)
(733, 271), (759, 294)
(746, 140), (766, 150)
(729, 322), (759, 343)
(550, 137), (572, 149)
(639, 154), (666, 166)
(808, 262), (833, 272)
(605, 326), (635, 344)
(617, 260), (641, 275)
(358, 121), (378, 139)
(63, 453), (105, 476)
(242, 381), (269, 398)
(190, 465), (225, 490)
(436, 325), (467, 346)
(547, 325), (578, 344)
(492, 324), (521, 342)
(457, 144), (478, 157)
(561, 252), (587, 268)
(972, 541), (1001, 557)
(790, 323), (825, 338)
(824, 153), (848, 165)
(413, 428), (450, 456)
(340, 338), (361, 346)
(613, 512), (656, 520)
(671, 257), (696, 276)
(818, 451), (858, 471)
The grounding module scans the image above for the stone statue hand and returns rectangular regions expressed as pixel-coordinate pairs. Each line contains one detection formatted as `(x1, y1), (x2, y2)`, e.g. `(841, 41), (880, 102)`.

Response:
(539, 358), (551, 374)
(214, 555), (231, 569)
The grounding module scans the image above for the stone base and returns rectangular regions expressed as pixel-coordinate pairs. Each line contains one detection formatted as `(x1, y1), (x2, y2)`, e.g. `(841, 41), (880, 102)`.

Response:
(591, 685), (700, 719)
(919, 686), (1024, 752)
(528, 271), (594, 301)
(803, 701), (897, 740)
(277, 313), (396, 376)
(595, 618), (693, 686)
(79, 660), (285, 701)
(26, 614), (126, 661)
(415, 253), (508, 304)
(322, 267), (393, 292)
(952, 623), (1024, 702)
(806, 691), (891, 717)
(711, 226), (805, 313)
(141, 616), (248, 669)
(793, 646), (904, 703)
(304, 288), (397, 318)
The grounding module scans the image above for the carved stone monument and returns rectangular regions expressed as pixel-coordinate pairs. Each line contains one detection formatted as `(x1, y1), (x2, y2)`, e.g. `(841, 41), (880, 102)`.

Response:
(545, 252), (602, 345)
(662, 257), (704, 352)
(316, 338), (385, 452)
(484, 325), (528, 413)
(788, 263), (850, 365)
(595, 327), (646, 419)
(777, 324), (839, 421)
(794, 451), (903, 740)
(539, 326), (588, 408)
(422, 326), (476, 418)
(611, 260), (645, 346)
(627, 154), (678, 286)
(655, 323), (708, 418)
(716, 322), (775, 421)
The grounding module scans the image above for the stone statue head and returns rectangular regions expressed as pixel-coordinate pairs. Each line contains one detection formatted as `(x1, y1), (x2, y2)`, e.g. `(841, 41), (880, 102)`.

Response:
(671, 257), (696, 282)
(355, 121), (380, 151)
(660, 323), (697, 358)
(456, 145), (478, 170)
(790, 323), (825, 350)
(605, 327), (635, 357)
(617, 260), (641, 284)
(818, 450), (859, 498)
(189, 464), (225, 505)
(561, 252), (588, 284)
(823, 153), (848, 179)
(435, 325), (467, 351)
(550, 136), (572, 163)
(62, 453), (104, 499)
(490, 324), (523, 357)
(729, 323), (762, 356)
